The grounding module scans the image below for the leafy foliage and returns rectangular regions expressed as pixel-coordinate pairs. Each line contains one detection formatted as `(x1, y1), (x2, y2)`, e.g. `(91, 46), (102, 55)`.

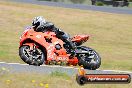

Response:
(96, 1), (104, 6)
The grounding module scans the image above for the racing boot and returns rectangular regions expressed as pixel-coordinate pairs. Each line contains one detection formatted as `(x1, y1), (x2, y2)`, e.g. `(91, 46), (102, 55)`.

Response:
(69, 49), (76, 59)
(63, 36), (76, 59)
(69, 42), (76, 59)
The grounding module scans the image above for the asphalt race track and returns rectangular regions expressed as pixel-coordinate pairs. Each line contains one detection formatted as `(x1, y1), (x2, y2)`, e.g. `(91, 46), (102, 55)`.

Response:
(0, 62), (132, 77)
(5, 0), (132, 14)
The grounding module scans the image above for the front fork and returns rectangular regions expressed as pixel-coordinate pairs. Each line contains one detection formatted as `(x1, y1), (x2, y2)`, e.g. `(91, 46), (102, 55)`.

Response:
(23, 43), (39, 53)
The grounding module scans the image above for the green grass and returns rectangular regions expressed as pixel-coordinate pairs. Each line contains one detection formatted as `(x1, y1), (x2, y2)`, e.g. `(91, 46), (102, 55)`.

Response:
(0, 67), (132, 88)
(50, 71), (71, 80)
(0, 68), (132, 88)
(0, 1), (132, 71)
(129, 2), (132, 7)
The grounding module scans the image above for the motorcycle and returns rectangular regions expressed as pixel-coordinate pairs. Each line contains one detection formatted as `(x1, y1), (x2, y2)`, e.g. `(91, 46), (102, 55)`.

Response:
(19, 27), (101, 70)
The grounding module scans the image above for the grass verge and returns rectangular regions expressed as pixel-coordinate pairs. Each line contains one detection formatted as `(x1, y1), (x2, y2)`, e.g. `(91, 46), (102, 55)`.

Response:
(0, 68), (131, 88)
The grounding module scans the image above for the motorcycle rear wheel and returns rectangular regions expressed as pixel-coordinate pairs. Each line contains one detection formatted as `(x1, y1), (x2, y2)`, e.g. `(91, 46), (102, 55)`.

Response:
(78, 46), (101, 70)
(19, 45), (45, 66)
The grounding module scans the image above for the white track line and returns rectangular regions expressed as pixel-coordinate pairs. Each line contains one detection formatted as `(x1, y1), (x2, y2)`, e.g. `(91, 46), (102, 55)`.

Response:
(0, 62), (132, 73)
(97, 69), (132, 74)
(0, 62), (77, 69)
(0, 62), (28, 65)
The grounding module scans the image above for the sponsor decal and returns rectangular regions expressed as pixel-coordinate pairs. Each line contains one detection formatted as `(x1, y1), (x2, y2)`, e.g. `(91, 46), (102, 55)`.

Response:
(36, 35), (41, 38)
(76, 67), (131, 85)
(56, 56), (68, 61)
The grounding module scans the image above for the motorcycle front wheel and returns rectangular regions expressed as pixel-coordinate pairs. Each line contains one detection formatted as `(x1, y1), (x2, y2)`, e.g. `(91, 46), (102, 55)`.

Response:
(19, 45), (45, 66)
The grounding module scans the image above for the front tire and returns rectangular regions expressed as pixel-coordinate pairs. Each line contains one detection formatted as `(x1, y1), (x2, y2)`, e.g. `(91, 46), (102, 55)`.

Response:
(19, 45), (45, 66)
(78, 46), (101, 70)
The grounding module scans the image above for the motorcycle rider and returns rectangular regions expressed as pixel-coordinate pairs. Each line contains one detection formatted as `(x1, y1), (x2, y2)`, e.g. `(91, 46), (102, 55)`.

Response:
(32, 16), (76, 58)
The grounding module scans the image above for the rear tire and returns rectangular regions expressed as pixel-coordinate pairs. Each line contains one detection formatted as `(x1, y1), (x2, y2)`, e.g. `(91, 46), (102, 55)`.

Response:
(19, 45), (45, 66)
(78, 46), (101, 70)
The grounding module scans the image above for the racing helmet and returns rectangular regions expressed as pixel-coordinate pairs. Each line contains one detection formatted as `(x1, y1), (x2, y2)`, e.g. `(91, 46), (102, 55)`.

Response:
(32, 16), (46, 29)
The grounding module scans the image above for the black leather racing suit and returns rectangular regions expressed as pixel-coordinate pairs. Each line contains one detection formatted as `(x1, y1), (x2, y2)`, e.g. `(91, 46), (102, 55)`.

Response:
(34, 22), (76, 56)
